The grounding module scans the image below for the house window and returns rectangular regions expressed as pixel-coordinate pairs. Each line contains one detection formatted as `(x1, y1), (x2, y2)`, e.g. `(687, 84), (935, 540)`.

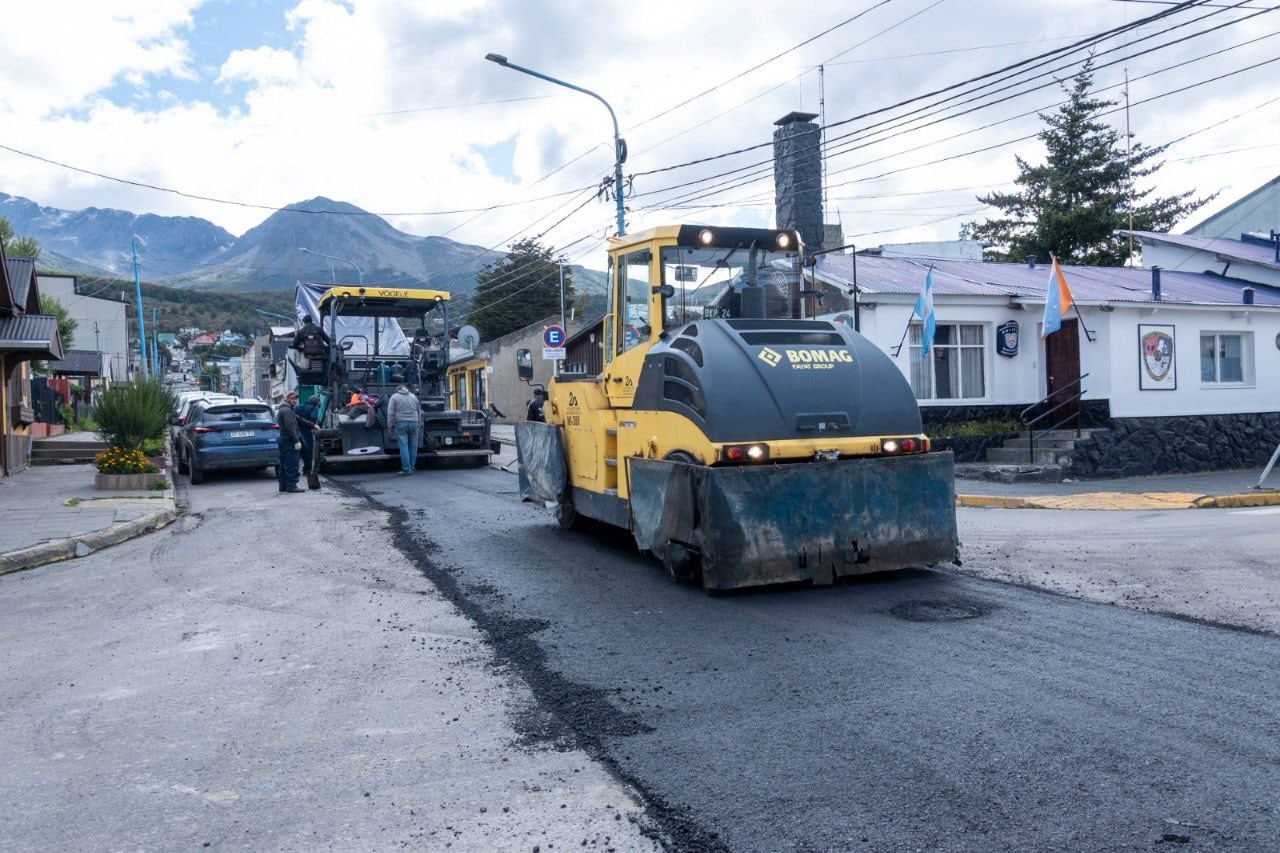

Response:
(909, 323), (986, 400)
(1200, 332), (1251, 384)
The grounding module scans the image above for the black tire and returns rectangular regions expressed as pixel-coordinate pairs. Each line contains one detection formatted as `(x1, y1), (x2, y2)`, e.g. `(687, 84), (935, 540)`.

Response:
(661, 541), (703, 586)
(665, 450), (697, 464)
(189, 457), (205, 485)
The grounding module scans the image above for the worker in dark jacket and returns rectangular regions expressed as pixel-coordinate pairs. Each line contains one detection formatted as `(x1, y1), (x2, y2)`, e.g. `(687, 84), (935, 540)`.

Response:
(292, 315), (331, 382)
(294, 395), (321, 475)
(276, 391), (305, 493)
(291, 315), (330, 358)
(525, 387), (546, 423)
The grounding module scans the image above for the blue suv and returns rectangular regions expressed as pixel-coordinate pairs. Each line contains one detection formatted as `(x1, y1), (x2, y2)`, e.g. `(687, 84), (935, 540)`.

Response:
(178, 399), (279, 484)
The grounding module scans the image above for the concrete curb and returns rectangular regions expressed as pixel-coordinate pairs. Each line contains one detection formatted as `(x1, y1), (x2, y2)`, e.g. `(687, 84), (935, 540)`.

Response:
(0, 506), (177, 576)
(957, 490), (1280, 511)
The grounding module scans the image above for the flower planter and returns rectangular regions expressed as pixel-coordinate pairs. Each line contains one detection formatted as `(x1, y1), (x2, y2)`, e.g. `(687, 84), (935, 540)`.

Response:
(95, 472), (163, 491)
(148, 455), (168, 471)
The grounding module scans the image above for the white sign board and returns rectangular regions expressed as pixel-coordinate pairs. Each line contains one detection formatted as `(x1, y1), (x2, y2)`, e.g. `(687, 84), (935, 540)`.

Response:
(543, 347), (566, 360)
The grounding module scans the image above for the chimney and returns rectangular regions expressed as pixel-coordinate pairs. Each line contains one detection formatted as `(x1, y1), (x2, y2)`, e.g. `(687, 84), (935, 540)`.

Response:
(1027, 255), (1037, 269)
(1243, 287), (1255, 305)
(1151, 266), (1162, 302)
(773, 111), (823, 252)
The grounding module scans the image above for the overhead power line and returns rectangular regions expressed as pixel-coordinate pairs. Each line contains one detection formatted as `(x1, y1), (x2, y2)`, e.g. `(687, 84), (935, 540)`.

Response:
(632, 2), (1268, 210)
(626, 0), (898, 132)
(629, 0), (1208, 181)
(0, 143), (596, 217)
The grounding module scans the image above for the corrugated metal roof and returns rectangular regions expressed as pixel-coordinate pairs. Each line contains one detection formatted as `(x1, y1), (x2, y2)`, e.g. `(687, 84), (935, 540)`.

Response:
(815, 254), (1280, 307)
(1123, 230), (1280, 269)
(0, 313), (63, 359)
(4, 257), (37, 310)
(48, 349), (103, 375)
(0, 248), (12, 312)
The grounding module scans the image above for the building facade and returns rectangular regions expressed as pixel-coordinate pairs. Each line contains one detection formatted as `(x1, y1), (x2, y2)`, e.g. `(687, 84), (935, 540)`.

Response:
(37, 274), (130, 383)
(814, 252), (1280, 477)
(0, 253), (63, 475)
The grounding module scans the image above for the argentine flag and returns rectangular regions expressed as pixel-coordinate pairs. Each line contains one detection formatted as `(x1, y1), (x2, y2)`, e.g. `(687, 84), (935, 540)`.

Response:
(914, 268), (936, 358)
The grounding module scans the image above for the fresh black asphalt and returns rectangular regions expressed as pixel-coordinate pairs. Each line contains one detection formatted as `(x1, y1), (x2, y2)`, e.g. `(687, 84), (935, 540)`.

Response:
(350, 464), (1280, 852)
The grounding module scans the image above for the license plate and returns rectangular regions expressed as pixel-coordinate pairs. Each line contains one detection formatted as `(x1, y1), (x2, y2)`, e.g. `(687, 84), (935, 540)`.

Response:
(229, 430), (254, 438)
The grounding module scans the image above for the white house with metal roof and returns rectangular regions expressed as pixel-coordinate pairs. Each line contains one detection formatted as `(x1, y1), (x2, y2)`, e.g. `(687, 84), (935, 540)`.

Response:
(1185, 174), (1280, 240)
(1122, 229), (1280, 288)
(813, 253), (1280, 476)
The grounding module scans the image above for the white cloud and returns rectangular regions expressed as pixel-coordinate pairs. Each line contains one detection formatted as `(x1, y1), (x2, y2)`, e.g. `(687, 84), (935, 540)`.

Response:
(0, 0), (1275, 266)
(0, 1), (203, 116)
(217, 47), (302, 87)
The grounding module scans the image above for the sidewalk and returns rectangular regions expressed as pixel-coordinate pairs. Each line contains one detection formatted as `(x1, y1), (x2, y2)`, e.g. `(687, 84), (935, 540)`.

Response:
(956, 468), (1280, 510)
(493, 423), (1278, 510)
(0, 463), (177, 574)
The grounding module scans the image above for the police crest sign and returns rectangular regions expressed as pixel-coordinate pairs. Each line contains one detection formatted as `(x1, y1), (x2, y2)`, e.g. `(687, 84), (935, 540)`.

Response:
(997, 320), (1019, 357)
(1138, 324), (1176, 390)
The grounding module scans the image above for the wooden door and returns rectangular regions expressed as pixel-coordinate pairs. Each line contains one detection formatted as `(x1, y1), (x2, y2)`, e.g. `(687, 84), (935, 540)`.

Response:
(1044, 319), (1080, 427)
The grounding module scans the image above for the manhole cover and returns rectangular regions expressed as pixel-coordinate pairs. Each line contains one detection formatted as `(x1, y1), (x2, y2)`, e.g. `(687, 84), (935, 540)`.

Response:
(890, 599), (987, 622)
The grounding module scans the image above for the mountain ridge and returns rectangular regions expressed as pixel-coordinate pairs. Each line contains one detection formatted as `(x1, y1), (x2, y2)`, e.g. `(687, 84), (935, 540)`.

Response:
(0, 191), (511, 296)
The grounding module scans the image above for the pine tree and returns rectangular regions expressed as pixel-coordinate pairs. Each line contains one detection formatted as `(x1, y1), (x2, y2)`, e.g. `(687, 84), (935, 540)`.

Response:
(961, 58), (1211, 266)
(466, 239), (572, 341)
(0, 216), (41, 258)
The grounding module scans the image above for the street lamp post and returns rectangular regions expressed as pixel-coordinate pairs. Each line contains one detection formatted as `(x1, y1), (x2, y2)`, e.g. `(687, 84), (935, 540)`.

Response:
(299, 247), (364, 284)
(485, 53), (627, 236)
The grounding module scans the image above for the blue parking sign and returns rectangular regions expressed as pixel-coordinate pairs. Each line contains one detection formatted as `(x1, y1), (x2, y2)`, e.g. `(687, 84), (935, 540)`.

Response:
(543, 325), (566, 348)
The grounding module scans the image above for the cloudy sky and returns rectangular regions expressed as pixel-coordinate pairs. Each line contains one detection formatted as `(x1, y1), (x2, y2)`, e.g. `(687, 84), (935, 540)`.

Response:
(1, 0), (1277, 269)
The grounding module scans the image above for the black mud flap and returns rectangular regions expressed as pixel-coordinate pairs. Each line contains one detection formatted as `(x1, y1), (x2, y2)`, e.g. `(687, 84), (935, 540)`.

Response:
(516, 421), (568, 504)
(628, 453), (959, 592)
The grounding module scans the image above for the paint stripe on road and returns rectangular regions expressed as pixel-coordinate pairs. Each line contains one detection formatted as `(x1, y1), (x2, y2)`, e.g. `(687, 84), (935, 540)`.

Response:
(1229, 506), (1280, 515)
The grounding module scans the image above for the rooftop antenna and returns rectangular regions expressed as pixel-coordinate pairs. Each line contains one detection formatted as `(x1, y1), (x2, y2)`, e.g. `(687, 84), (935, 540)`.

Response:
(820, 64), (830, 219)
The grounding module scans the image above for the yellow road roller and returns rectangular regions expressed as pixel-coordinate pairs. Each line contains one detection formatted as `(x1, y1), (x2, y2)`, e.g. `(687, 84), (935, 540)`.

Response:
(515, 224), (957, 591)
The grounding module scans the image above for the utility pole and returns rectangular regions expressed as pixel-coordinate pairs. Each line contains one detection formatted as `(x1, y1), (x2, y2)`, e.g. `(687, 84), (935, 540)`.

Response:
(557, 260), (567, 378)
(152, 307), (159, 378)
(131, 237), (149, 380)
(1124, 69), (1134, 266)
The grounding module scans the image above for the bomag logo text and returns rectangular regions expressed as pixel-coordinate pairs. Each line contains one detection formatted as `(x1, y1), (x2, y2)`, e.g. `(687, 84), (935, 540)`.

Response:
(782, 348), (854, 370)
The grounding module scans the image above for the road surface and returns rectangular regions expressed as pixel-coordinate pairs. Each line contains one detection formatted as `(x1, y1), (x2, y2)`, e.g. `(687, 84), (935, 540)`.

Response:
(341, 461), (1280, 851)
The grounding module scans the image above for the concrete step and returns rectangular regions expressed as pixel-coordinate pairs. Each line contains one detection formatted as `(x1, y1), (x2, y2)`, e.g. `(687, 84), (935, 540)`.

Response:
(31, 440), (110, 465)
(1001, 437), (1078, 451)
(985, 447), (1074, 466)
(31, 444), (108, 455)
(954, 462), (1064, 483)
(1014, 429), (1106, 441)
(32, 439), (109, 451)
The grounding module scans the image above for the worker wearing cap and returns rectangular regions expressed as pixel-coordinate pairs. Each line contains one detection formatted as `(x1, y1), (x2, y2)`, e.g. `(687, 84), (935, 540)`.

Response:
(276, 391), (305, 493)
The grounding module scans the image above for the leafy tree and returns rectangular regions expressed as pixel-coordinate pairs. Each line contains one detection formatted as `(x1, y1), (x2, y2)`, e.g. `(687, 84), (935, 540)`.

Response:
(40, 294), (78, 352)
(961, 58), (1212, 266)
(0, 216), (41, 258)
(466, 239), (573, 341)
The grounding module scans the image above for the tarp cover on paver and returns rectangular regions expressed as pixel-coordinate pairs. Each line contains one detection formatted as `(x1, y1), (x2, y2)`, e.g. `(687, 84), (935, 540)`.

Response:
(294, 281), (409, 356)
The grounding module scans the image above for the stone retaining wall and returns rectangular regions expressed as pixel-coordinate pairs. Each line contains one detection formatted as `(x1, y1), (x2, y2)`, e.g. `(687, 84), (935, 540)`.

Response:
(1070, 411), (1280, 478)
